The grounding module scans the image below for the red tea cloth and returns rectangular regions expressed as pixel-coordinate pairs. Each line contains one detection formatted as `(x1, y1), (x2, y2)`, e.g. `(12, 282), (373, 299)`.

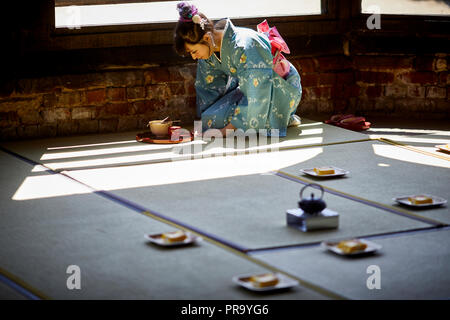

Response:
(325, 114), (371, 131)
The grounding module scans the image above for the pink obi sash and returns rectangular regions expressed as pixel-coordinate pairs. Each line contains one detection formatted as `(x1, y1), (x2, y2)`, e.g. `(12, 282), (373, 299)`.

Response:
(257, 20), (291, 79)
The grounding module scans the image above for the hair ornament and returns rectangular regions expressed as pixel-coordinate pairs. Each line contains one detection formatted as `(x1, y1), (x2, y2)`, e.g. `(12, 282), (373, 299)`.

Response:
(192, 14), (201, 24)
(177, 2), (198, 22)
(192, 14), (206, 30)
(177, 2), (206, 30)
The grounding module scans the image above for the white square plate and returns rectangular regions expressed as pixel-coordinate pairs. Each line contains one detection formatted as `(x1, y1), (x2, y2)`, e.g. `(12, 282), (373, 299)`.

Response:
(300, 166), (349, 178)
(321, 239), (382, 256)
(393, 194), (447, 208)
(144, 231), (202, 247)
(232, 272), (299, 292)
(436, 144), (450, 153)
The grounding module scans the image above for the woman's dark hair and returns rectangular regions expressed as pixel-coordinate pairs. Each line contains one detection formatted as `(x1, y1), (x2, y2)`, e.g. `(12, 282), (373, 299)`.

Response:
(174, 2), (214, 57)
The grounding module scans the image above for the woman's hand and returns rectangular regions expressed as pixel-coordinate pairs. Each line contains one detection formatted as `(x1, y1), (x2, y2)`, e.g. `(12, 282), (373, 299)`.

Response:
(200, 123), (236, 138)
(220, 123), (236, 137)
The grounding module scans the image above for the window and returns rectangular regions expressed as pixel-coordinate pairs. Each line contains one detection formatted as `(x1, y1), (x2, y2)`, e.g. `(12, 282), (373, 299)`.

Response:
(362, 0), (450, 16)
(55, 0), (322, 29)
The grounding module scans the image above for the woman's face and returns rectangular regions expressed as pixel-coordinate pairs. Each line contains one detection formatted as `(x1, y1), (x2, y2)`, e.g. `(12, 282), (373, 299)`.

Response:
(185, 41), (211, 60)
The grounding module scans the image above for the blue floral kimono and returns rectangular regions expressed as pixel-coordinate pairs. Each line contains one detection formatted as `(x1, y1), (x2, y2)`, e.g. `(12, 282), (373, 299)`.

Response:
(195, 19), (302, 136)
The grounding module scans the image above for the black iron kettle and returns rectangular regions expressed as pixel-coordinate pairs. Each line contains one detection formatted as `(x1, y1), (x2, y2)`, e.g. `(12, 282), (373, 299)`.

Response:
(298, 183), (326, 214)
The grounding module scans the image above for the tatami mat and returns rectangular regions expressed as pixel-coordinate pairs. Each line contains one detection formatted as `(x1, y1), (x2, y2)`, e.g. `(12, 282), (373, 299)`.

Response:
(372, 135), (450, 161)
(363, 118), (450, 160)
(63, 158), (432, 250)
(0, 119), (370, 172)
(279, 140), (449, 224)
(0, 277), (29, 300)
(0, 151), (329, 299)
(1, 117), (448, 300)
(251, 228), (450, 299)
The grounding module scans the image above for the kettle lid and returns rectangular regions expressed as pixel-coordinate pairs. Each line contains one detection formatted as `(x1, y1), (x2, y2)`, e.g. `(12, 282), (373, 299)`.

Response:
(300, 183), (324, 201)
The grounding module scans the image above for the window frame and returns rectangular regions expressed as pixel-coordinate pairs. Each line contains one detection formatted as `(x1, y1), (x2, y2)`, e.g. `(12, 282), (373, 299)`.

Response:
(47, 0), (449, 52)
(51, 0), (335, 48)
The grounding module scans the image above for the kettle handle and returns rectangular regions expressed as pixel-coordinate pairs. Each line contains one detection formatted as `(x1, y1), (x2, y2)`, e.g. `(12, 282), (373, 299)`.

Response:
(300, 183), (324, 200)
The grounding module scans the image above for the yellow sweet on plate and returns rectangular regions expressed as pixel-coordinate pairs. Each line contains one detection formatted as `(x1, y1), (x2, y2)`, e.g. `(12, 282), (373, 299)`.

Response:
(313, 167), (335, 175)
(161, 230), (187, 243)
(249, 273), (279, 288)
(408, 195), (433, 205)
(337, 240), (367, 254)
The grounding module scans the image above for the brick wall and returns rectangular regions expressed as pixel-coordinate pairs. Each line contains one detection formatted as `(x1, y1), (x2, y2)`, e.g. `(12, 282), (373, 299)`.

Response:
(0, 53), (448, 141)
(294, 53), (449, 120)
(0, 65), (197, 140)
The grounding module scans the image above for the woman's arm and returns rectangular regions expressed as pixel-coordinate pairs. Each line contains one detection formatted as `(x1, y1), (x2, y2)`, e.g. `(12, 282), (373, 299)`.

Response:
(195, 60), (229, 118)
(220, 122), (236, 136)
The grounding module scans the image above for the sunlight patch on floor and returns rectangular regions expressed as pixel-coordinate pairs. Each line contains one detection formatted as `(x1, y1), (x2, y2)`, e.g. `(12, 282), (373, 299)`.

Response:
(372, 144), (450, 169)
(12, 173), (93, 201)
(64, 147), (323, 192)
